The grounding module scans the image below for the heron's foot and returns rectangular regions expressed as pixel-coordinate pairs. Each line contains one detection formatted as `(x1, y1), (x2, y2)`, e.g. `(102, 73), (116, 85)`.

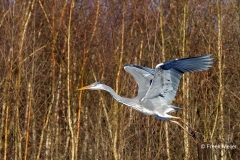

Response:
(190, 131), (196, 139)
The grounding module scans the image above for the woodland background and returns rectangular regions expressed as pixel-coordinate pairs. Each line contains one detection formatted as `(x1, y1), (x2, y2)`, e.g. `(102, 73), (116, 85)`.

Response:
(0, 0), (240, 160)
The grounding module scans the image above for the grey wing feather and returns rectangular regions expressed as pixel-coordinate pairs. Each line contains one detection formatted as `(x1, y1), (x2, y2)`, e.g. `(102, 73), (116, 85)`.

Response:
(124, 65), (154, 97)
(141, 54), (213, 104)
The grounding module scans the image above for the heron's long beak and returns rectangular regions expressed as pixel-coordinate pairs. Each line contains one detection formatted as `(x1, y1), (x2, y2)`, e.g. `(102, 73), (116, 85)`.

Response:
(78, 85), (91, 90)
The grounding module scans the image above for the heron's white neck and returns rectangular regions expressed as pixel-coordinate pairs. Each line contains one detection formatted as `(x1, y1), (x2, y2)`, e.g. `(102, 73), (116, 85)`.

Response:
(100, 84), (138, 108)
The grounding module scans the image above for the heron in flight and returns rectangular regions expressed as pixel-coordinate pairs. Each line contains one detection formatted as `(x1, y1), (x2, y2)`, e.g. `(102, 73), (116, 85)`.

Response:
(79, 54), (213, 139)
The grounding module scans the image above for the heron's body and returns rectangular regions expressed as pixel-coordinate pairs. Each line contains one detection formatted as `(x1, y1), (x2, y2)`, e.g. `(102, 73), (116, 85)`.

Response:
(99, 84), (178, 120)
(79, 54), (213, 121)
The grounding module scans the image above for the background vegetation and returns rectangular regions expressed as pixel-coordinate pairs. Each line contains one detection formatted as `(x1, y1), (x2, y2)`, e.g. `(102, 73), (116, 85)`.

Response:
(0, 0), (239, 159)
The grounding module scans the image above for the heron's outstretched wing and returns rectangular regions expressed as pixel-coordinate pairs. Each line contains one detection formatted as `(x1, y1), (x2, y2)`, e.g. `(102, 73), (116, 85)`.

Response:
(141, 54), (213, 104)
(124, 65), (154, 97)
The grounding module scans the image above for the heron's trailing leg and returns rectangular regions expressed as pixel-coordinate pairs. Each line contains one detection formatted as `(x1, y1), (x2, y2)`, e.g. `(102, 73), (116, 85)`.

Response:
(170, 116), (200, 135)
(177, 118), (202, 137)
(169, 120), (193, 137)
(170, 120), (200, 143)
(169, 117), (201, 143)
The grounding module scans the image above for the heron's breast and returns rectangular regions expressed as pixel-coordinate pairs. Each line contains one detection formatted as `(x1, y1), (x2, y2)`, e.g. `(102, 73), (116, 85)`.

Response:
(141, 107), (155, 115)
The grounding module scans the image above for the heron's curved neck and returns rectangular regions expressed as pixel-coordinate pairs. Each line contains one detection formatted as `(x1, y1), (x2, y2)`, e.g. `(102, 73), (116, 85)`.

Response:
(101, 84), (135, 107)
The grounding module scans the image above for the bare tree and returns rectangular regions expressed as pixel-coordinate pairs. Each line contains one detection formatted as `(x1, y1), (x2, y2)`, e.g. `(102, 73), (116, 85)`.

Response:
(0, 0), (239, 159)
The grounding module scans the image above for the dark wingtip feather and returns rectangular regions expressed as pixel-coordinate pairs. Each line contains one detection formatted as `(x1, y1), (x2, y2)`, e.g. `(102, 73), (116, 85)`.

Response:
(159, 54), (214, 72)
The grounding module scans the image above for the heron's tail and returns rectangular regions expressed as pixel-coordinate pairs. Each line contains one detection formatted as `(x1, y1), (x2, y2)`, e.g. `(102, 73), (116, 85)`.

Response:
(168, 105), (183, 113)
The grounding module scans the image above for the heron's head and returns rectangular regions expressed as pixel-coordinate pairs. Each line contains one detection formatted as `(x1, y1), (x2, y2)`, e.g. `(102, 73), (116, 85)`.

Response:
(78, 82), (104, 90)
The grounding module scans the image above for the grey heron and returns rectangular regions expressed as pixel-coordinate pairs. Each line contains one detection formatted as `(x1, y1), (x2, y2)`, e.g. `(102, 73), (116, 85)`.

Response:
(79, 54), (213, 139)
